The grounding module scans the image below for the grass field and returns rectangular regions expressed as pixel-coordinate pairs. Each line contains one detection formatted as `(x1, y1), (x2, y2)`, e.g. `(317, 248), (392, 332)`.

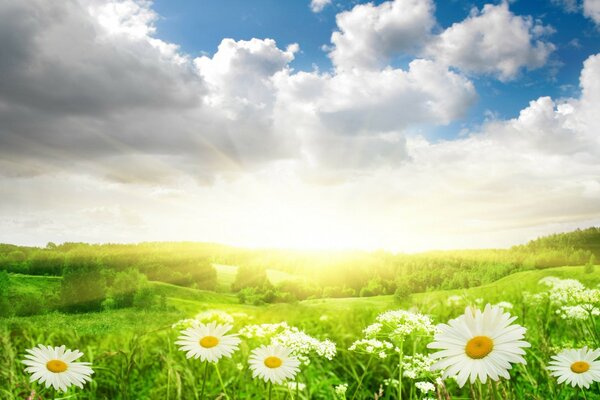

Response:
(1, 265), (599, 399)
(214, 264), (301, 291)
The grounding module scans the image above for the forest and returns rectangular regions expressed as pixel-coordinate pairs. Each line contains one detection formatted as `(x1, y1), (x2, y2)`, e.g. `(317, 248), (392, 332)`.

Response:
(0, 227), (598, 317)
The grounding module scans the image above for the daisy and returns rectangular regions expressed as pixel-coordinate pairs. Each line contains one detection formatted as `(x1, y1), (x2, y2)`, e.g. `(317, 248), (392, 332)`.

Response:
(427, 304), (530, 387)
(548, 347), (600, 388)
(249, 344), (300, 385)
(22, 345), (94, 392)
(176, 321), (241, 363)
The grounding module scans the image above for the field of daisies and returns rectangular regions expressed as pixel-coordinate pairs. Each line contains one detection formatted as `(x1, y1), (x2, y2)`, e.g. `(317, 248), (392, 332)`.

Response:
(2, 270), (600, 399)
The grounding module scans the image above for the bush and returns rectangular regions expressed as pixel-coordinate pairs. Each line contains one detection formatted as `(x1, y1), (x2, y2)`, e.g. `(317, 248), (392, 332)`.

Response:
(101, 297), (117, 311)
(133, 287), (156, 310)
(584, 255), (596, 274)
(232, 266), (271, 292)
(61, 252), (107, 312)
(0, 271), (10, 317)
(15, 293), (45, 316)
(109, 269), (147, 308)
(394, 280), (413, 302)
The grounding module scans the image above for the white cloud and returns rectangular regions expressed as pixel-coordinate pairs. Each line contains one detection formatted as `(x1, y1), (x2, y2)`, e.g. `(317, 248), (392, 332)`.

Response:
(583, 0), (600, 24)
(0, 2), (301, 182)
(312, 59), (475, 132)
(329, 0), (436, 70)
(552, 0), (580, 13)
(1, 0), (599, 251)
(552, 0), (600, 25)
(271, 59), (476, 170)
(194, 38), (297, 113)
(85, 0), (158, 39)
(310, 0), (331, 13)
(425, 2), (555, 81)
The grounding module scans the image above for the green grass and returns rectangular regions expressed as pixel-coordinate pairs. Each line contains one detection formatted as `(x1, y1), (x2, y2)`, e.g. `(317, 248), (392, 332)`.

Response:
(150, 280), (237, 304)
(8, 273), (61, 299)
(214, 263), (300, 291)
(1, 265), (599, 399)
(411, 265), (600, 308)
(5, 265), (597, 333)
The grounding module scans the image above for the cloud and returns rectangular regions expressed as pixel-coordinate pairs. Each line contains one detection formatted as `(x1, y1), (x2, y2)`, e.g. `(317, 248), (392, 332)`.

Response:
(194, 38), (297, 114)
(271, 59), (476, 171)
(425, 2), (555, 81)
(0, 1), (302, 182)
(551, 0), (580, 13)
(584, 0), (600, 24)
(5, 50), (600, 251)
(1, 0), (599, 250)
(552, 0), (600, 26)
(326, 0), (555, 81)
(329, 0), (436, 70)
(0, 0), (200, 115)
(310, 0), (331, 13)
(0, 0), (478, 182)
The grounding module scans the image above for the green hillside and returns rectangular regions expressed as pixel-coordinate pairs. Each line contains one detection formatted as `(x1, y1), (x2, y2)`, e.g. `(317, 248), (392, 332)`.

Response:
(5, 264), (597, 335)
(2, 264), (599, 399)
(302, 264), (600, 312)
(214, 263), (300, 290)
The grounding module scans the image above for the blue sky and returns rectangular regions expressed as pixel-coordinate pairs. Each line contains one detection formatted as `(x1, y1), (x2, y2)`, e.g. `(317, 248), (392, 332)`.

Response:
(152, 0), (599, 139)
(1, 0), (600, 250)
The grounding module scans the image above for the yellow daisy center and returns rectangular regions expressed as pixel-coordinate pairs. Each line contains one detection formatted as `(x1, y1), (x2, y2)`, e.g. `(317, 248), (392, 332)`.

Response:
(570, 361), (590, 374)
(264, 356), (283, 369)
(46, 359), (68, 373)
(199, 336), (219, 348)
(465, 336), (494, 359)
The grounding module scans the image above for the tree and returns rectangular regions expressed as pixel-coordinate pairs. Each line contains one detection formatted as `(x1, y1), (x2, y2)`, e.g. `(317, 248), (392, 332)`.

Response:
(108, 268), (147, 308)
(6, 250), (27, 273)
(0, 271), (11, 317)
(133, 286), (156, 309)
(232, 265), (271, 292)
(394, 280), (413, 302)
(584, 255), (596, 274)
(61, 250), (106, 312)
(28, 250), (64, 275)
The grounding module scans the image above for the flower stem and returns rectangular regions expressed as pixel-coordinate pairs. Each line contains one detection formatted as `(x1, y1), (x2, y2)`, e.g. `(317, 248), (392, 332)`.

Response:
(200, 361), (209, 400)
(286, 382), (295, 400)
(350, 356), (373, 400)
(477, 381), (484, 400)
(296, 376), (300, 399)
(398, 340), (404, 400)
(491, 381), (499, 400)
(214, 363), (229, 399)
(268, 381), (273, 400)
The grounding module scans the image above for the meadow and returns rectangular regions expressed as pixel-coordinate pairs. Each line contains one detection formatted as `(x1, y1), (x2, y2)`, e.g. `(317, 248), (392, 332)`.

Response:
(1, 229), (600, 399)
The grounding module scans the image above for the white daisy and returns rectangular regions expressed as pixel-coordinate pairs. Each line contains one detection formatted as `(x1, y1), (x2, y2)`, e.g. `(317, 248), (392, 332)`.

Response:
(176, 321), (241, 363)
(22, 344), (94, 392)
(249, 345), (300, 384)
(548, 347), (600, 388)
(428, 304), (530, 387)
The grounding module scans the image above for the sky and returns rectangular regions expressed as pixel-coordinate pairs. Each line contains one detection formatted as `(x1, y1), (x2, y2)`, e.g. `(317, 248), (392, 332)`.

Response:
(0, 0), (599, 252)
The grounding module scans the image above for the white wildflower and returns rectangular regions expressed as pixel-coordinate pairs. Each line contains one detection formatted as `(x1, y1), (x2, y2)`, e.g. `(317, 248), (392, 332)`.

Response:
(334, 383), (348, 397)
(402, 353), (438, 380)
(349, 338), (393, 354)
(195, 310), (234, 324)
(286, 381), (306, 391)
(415, 381), (435, 394)
(239, 322), (291, 339)
(446, 295), (463, 306)
(494, 301), (513, 310)
(271, 329), (337, 366)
